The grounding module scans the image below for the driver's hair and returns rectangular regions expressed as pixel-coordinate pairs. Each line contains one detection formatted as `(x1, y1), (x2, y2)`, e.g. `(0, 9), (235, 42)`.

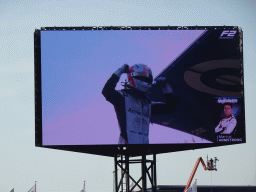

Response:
(223, 102), (232, 108)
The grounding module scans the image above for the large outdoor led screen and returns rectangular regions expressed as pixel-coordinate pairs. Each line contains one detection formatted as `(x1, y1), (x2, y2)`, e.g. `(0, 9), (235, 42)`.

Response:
(35, 26), (245, 153)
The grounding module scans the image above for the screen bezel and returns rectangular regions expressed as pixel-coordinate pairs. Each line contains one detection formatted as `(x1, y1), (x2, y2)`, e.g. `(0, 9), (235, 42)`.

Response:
(34, 26), (245, 157)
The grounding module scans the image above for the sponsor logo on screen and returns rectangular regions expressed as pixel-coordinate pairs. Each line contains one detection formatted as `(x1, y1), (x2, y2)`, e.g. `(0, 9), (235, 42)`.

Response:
(217, 98), (238, 104)
(219, 30), (237, 39)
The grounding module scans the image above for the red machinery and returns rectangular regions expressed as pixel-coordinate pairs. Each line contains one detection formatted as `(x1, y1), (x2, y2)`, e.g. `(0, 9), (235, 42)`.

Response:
(183, 156), (219, 192)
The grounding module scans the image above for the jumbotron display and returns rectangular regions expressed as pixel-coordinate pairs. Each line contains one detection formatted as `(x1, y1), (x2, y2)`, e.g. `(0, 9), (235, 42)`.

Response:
(34, 26), (245, 156)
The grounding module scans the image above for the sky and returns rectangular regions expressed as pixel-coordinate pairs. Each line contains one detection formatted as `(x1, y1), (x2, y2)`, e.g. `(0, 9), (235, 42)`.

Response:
(0, 0), (256, 192)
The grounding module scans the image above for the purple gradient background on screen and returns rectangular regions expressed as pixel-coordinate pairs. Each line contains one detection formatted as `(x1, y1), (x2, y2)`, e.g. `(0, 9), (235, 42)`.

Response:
(41, 30), (211, 145)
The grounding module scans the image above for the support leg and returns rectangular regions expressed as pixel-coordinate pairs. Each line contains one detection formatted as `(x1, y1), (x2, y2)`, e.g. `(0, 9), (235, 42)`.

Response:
(125, 155), (129, 192)
(121, 155), (123, 192)
(141, 155), (147, 192)
(115, 154), (118, 192)
(153, 154), (157, 192)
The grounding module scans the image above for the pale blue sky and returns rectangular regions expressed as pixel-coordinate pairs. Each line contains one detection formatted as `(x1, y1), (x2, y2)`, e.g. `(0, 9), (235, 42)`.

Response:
(0, 0), (256, 192)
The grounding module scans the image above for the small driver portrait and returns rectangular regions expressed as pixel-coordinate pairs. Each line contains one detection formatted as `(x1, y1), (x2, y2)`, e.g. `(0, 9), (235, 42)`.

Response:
(215, 102), (237, 134)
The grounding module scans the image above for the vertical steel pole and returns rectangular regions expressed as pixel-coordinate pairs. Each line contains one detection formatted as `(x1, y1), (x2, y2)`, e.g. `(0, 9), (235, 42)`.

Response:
(115, 154), (118, 192)
(153, 154), (157, 192)
(125, 154), (129, 192)
(121, 154), (123, 192)
(141, 155), (146, 192)
(151, 160), (154, 191)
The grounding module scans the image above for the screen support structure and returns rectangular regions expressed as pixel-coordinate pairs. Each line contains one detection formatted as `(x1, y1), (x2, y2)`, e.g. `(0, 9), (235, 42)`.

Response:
(114, 152), (157, 192)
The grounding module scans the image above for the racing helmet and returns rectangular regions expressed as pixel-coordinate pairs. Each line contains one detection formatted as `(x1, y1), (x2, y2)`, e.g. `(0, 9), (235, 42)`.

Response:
(127, 64), (153, 92)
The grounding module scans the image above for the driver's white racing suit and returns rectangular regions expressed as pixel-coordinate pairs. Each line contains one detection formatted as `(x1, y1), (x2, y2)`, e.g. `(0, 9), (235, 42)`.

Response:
(215, 115), (237, 134)
(102, 73), (174, 144)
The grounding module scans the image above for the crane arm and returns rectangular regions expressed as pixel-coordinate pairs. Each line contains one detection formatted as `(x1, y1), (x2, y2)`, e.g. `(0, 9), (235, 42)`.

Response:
(183, 157), (209, 192)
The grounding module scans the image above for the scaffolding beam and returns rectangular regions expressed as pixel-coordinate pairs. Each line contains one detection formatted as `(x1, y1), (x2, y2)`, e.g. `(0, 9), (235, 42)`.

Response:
(114, 152), (157, 192)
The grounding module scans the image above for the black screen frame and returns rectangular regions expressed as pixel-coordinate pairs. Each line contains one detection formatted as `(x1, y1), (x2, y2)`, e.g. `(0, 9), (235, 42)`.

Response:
(34, 26), (245, 157)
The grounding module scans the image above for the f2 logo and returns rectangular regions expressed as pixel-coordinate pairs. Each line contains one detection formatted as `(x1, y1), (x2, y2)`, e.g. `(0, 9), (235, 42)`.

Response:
(220, 30), (237, 37)
(219, 30), (237, 39)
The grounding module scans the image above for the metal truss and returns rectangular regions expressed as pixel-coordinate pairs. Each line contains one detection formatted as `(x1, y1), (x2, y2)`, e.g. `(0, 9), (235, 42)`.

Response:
(114, 153), (157, 192)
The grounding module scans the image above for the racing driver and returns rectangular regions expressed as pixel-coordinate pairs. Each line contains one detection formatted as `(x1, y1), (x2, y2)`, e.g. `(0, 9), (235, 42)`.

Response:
(102, 64), (175, 144)
(215, 102), (237, 134)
